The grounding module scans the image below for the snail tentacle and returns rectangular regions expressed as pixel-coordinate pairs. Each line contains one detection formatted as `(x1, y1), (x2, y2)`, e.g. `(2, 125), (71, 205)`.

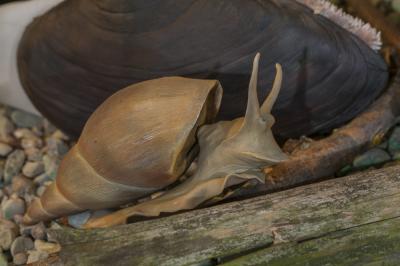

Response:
(85, 53), (288, 228)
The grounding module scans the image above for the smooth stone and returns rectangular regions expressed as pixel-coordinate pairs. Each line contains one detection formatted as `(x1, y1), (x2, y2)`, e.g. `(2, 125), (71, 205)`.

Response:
(33, 174), (52, 186)
(46, 138), (69, 157)
(0, 143), (12, 157)
(49, 222), (62, 231)
(27, 250), (48, 264)
(22, 162), (44, 178)
(13, 252), (28, 265)
(353, 148), (391, 169)
(50, 130), (69, 141)
(21, 137), (43, 150)
(30, 223), (46, 240)
(10, 236), (33, 256)
(13, 128), (37, 140)
(11, 176), (34, 196)
(42, 154), (61, 180)
(25, 148), (43, 162)
(31, 125), (44, 138)
(0, 115), (14, 143)
(10, 110), (42, 128)
(34, 240), (61, 254)
(0, 219), (19, 250)
(1, 195), (26, 220)
(68, 211), (91, 228)
(388, 127), (400, 155)
(4, 150), (26, 184)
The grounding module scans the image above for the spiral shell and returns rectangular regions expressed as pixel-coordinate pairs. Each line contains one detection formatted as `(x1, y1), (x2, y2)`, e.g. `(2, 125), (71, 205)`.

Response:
(24, 77), (222, 223)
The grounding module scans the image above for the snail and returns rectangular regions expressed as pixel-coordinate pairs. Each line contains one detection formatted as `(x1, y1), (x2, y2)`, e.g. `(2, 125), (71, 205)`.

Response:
(13, 0), (387, 140)
(24, 53), (288, 228)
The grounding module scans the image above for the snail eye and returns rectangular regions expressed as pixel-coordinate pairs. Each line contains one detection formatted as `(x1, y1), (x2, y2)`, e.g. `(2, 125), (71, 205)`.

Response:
(263, 114), (275, 125)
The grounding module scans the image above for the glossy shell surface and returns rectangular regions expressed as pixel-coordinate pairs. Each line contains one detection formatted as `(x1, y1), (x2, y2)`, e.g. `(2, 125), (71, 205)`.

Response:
(18, 0), (388, 139)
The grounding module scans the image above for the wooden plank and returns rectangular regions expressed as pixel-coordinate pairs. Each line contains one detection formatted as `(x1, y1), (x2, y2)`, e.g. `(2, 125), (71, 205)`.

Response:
(48, 165), (400, 266)
(222, 217), (400, 266)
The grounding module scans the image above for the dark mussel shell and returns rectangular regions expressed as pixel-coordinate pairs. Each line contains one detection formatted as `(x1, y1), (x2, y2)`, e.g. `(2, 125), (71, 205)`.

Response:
(18, 0), (388, 139)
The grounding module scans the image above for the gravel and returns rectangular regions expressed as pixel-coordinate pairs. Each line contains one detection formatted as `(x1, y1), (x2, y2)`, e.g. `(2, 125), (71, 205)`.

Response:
(0, 103), (72, 264)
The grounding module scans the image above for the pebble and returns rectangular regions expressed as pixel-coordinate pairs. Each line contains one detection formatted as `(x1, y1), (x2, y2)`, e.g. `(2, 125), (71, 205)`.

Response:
(30, 222), (47, 240)
(4, 150), (26, 184)
(13, 128), (37, 140)
(12, 175), (34, 196)
(27, 250), (49, 264)
(0, 115), (15, 143)
(25, 147), (43, 162)
(10, 110), (42, 128)
(10, 236), (34, 256)
(353, 148), (391, 169)
(34, 240), (61, 254)
(43, 154), (61, 180)
(13, 252), (27, 265)
(21, 137), (43, 150)
(0, 143), (12, 157)
(1, 195), (26, 220)
(34, 173), (52, 186)
(46, 137), (69, 157)
(0, 106), (72, 264)
(20, 222), (47, 241)
(22, 161), (45, 178)
(388, 127), (400, 155)
(0, 219), (19, 250)
(68, 211), (91, 228)
(51, 130), (69, 141)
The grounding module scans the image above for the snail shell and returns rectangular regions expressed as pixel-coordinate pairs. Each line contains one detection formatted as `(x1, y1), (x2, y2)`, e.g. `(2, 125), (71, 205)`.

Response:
(17, 0), (388, 139)
(24, 77), (222, 222)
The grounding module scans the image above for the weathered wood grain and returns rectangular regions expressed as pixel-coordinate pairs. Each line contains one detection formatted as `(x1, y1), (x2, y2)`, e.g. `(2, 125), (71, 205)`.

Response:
(222, 217), (400, 266)
(48, 165), (400, 266)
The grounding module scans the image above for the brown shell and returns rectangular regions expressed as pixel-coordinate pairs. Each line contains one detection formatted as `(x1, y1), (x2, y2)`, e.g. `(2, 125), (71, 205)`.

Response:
(24, 77), (222, 222)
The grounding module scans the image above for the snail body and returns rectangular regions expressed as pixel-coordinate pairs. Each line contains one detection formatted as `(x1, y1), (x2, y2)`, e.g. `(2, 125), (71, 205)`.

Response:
(25, 77), (223, 223)
(17, 0), (388, 139)
(25, 54), (287, 227)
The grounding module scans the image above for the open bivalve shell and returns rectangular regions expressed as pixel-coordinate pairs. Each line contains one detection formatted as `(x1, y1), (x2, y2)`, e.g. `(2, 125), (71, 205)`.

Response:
(17, 0), (388, 139)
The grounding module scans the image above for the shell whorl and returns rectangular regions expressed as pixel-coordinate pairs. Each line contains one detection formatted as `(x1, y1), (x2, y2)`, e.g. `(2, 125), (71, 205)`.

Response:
(24, 77), (223, 224)
(24, 146), (159, 223)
